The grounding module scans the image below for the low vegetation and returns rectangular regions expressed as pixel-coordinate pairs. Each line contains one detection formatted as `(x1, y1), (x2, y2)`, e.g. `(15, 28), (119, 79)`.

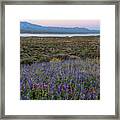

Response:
(20, 36), (100, 100)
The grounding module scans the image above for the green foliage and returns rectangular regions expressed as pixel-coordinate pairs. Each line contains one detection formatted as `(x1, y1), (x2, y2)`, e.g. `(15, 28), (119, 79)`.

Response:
(20, 36), (100, 64)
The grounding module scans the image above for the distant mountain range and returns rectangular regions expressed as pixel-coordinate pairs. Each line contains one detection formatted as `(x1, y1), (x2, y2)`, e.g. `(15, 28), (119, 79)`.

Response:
(20, 22), (100, 34)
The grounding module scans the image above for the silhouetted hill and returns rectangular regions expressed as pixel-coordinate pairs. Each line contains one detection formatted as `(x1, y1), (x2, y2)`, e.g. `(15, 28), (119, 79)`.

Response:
(20, 22), (100, 34)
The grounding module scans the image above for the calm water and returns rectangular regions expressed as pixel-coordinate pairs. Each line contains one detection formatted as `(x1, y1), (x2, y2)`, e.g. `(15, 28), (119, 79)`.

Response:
(20, 33), (100, 37)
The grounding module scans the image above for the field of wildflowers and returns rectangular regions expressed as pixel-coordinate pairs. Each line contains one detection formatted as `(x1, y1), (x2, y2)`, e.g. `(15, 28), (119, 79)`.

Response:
(20, 36), (100, 100)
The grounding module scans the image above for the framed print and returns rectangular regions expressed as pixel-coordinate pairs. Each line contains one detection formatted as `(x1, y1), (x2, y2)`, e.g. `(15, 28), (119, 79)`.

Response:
(0, 0), (119, 119)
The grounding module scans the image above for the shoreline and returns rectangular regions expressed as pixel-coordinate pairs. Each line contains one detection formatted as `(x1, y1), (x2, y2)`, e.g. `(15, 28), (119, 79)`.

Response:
(20, 35), (100, 39)
(20, 34), (100, 38)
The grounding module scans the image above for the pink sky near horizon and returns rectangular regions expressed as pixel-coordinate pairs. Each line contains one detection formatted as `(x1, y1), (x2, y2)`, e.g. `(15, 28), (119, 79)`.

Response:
(22, 20), (100, 30)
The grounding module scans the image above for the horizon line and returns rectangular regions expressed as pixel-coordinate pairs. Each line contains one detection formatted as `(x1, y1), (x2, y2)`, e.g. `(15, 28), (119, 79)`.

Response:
(21, 21), (100, 31)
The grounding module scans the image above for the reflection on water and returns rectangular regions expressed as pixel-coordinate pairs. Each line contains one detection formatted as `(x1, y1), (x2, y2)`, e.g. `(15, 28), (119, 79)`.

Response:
(20, 33), (100, 37)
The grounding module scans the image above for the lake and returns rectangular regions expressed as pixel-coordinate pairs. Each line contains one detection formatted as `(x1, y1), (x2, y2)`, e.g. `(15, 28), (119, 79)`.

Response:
(20, 33), (100, 37)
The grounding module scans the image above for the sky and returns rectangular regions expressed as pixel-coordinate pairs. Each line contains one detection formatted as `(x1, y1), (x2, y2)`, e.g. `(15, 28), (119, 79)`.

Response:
(22, 20), (100, 30)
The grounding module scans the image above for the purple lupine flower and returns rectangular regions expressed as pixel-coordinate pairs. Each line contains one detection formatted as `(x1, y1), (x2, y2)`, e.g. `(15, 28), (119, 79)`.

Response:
(27, 79), (33, 89)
